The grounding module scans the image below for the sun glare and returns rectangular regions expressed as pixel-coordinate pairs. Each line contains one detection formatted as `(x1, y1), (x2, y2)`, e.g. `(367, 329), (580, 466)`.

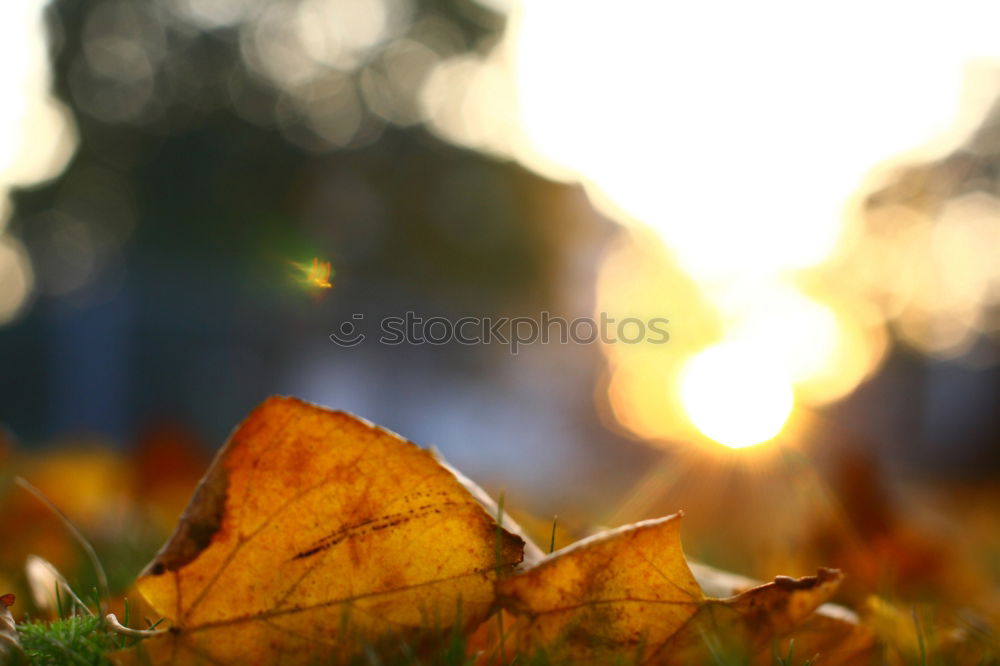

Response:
(416, 1), (1000, 449)
(505, 1), (1000, 449)
(679, 343), (794, 449)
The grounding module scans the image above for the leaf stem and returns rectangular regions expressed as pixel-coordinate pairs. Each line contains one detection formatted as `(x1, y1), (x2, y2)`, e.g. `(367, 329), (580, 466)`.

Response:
(105, 613), (168, 638)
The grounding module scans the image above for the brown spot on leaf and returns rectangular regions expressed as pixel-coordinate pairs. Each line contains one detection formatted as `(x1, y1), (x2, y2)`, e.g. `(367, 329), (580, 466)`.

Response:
(139, 430), (230, 576)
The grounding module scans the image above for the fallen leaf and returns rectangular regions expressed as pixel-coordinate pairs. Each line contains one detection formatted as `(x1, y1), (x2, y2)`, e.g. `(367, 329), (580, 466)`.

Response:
(690, 560), (875, 665)
(436, 457), (545, 568)
(0, 593), (25, 664)
(671, 567), (844, 664)
(124, 396), (524, 664)
(496, 514), (704, 663)
(497, 513), (844, 664)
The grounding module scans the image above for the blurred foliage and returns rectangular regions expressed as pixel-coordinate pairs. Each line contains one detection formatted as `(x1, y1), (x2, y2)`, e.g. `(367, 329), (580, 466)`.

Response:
(14, 0), (547, 299)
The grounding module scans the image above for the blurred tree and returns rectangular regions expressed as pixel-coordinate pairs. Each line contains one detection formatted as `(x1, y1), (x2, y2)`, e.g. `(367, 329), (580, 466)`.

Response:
(2, 0), (555, 440)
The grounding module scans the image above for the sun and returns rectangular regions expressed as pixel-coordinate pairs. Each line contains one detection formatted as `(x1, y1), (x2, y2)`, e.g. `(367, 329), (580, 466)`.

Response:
(679, 342), (794, 449)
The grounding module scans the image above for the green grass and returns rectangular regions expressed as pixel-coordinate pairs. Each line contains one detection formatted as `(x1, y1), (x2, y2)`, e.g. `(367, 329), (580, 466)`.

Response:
(772, 639), (817, 666)
(13, 589), (154, 666)
(17, 616), (115, 666)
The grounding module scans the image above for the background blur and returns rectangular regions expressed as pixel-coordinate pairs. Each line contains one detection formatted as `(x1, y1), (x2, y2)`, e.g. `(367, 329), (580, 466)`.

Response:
(2, 0), (1000, 623)
(0, 0), (649, 510)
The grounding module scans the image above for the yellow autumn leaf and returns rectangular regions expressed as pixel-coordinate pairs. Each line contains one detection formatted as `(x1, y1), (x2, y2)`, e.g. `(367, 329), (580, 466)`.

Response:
(496, 514), (704, 662)
(496, 513), (844, 664)
(691, 560), (875, 665)
(123, 396), (524, 664)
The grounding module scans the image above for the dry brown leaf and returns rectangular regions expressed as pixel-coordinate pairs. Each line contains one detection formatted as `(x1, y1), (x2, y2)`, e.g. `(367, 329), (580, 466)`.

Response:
(497, 513), (845, 665)
(0, 593), (24, 664)
(665, 567), (844, 664)
(120, 396), (524, 664)
(691, 560), (875, 665)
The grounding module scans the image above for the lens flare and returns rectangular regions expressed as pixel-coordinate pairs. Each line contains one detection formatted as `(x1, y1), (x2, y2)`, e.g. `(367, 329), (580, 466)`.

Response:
(293, 257), (334, 289)
(679, 343), (794, 449)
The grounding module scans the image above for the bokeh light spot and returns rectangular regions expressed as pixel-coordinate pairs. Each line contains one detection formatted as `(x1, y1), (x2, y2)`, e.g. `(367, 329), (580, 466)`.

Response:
(0, 236), (34, 326)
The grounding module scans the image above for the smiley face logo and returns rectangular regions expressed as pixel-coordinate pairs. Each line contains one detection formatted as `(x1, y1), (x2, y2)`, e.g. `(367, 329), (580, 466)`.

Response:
(329, 314), (366, 347)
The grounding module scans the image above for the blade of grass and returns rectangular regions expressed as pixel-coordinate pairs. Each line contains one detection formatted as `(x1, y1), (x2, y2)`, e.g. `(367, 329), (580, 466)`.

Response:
(15, 477), (110, 614)
(55, 585), (64, 620)
(912, 607), (927, 666)
(120, 597), (131, 649)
